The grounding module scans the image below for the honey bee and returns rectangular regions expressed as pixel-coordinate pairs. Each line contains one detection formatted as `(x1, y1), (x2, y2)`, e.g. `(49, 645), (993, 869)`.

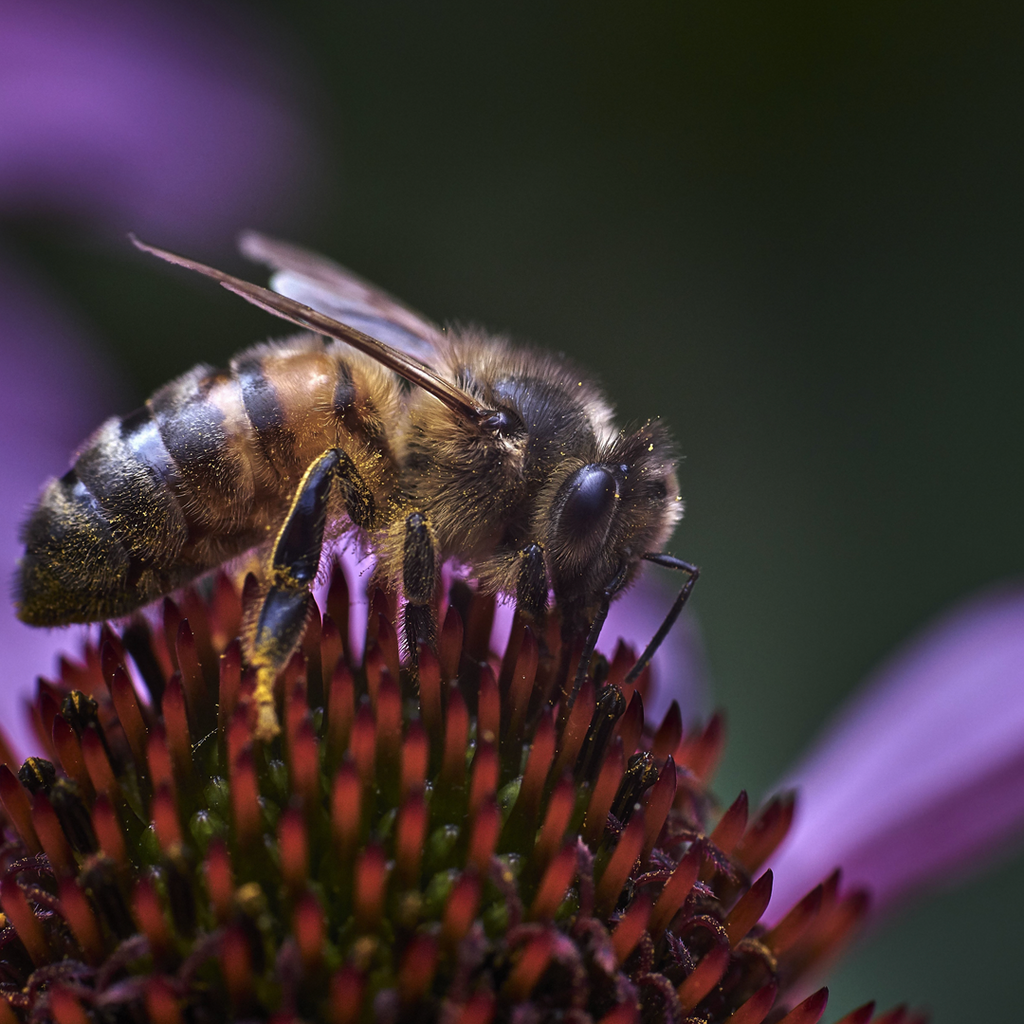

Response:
(16, 233), (698, 738)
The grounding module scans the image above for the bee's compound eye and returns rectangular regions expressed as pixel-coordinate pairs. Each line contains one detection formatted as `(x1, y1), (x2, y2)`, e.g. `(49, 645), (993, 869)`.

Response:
(558, 464), (619, 539)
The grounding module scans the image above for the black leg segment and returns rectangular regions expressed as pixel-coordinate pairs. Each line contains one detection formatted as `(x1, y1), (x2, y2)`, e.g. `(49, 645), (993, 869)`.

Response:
(516, 542), (548, 621)
(402, 511), (438, 659)
(334, 449), (376, 529)
(270, 449), (338, 586)
(404, 602), (436, 656)
(252, 588), (312, 674)
(402, 512), (435, 606)
(564, 561), (629, 715)
(250, 447), (376, 738)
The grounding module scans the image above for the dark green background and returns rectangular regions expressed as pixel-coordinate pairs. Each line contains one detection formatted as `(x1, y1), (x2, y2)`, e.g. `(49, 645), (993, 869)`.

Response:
(8, 2), (1024, 1019)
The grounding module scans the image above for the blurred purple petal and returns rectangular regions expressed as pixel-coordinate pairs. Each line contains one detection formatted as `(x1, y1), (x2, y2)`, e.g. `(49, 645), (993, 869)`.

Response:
(0, 0), (319, 752)
(0, 255), (113, 753)
(313, 543), (376, 661)
(767, 583), (1024, 918)
(0, 0), (315, 242)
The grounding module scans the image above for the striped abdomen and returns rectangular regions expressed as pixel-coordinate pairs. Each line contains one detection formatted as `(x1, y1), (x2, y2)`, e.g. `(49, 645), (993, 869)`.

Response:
(17, 336), (399, 625)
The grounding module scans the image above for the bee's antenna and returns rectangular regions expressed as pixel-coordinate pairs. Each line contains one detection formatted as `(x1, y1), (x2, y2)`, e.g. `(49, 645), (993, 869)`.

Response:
(624, 554), (700, 683)
(129, 235), (489, 426)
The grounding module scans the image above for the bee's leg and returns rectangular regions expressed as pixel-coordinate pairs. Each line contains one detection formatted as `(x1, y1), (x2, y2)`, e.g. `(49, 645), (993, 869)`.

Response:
(623, 553), (700, 684)
(402, 511), (436, 660)
(516, 542), (548, 622)
(250, 448), (376, 740)
(564, 562), (629, 714)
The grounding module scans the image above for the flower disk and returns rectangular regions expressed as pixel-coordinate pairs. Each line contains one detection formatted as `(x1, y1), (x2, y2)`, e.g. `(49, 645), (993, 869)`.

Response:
(0, 564), (876, 1024)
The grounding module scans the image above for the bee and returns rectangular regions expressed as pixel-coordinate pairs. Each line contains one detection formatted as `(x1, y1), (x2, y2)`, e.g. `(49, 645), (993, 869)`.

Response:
(16, 233), (698, 738)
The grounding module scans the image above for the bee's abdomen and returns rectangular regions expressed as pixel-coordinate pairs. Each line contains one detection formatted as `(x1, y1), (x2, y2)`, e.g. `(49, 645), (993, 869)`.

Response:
(17, 336), (398, 626)
(233, 352), (294, 472)
(16, 452), (220, 626)
(75, 405), (189, 558)
(229, 337), (394, 475)
(17, 365), (260, 625)
(72, 363), (261, 559)
(18, 468), (140, 625)
(18, 361), (263, 625)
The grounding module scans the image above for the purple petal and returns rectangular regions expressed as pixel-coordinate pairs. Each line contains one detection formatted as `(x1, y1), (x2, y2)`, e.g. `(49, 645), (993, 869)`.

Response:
(767, 583), (1024, 918)
(0, 257), (113, 754)
(0, 0), (318, 753)
(0, 0), (314, 242)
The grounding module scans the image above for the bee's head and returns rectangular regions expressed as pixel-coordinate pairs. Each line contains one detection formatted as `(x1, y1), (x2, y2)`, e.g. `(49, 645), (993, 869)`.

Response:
(542, 419), (682, 622)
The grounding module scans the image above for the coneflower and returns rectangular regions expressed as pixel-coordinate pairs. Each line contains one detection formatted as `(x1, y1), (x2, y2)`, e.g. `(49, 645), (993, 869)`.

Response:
(0, 563), (902, 1023)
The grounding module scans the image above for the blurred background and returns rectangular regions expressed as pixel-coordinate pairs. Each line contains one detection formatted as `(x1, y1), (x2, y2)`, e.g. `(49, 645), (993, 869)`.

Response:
(2, 1), (1022, 1019)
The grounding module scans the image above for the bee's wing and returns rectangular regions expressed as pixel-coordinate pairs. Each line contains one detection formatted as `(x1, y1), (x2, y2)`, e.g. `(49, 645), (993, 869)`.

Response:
(239, 231), (446, 365)
(133, 235), (486, 424)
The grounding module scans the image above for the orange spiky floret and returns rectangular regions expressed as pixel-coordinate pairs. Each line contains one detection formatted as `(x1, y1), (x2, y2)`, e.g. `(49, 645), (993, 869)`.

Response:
(0, 563), (905, 1023)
